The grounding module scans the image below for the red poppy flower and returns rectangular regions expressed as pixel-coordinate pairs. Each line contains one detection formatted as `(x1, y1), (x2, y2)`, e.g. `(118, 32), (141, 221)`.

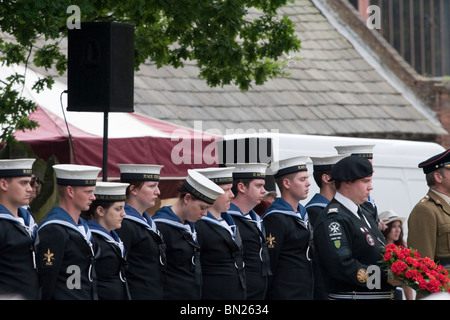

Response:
(382, 244), (450, 297)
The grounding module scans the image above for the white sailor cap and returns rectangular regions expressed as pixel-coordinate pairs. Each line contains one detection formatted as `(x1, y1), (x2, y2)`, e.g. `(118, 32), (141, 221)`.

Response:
(94, 182), (129, 202)
(226, 163), (268, 179)
(118, 164), (164, 182)
(310, 154), (350, 173)
(334, 144), (375, 159)
(53, 164), (101, 186)
(0, 158), (35, 177)
(270, 156), (308, 178)
(183, 169), (224, 204)
(193, 167), (235, 185)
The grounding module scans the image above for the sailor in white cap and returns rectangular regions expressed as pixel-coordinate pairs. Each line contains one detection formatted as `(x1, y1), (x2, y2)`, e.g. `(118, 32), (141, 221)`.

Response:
(306, 154), (349, 227)
(225, 162), (272, 300)
(335, 144), (385, 230)
(36, 164), (101, 300)
(194, 167), (246, 299)
(0, 158), (39, 299)
(263, 156), (313, 299)
(153, 169), (224, 299)
(334, 144), (375, 160)
(115, 163), (165, 300)
(84, 182), (130, 300)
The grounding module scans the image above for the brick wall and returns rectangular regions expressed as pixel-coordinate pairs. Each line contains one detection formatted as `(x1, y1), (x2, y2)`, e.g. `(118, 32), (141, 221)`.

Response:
(434, 84), (450, 148)
(327, 0), (450, 148)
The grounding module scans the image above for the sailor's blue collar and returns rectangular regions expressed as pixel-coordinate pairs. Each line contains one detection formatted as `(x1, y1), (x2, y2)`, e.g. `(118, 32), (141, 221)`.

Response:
(228, 202), (242, 214)
(203, 210), (235, 226)
(0, 204), (34, 226)
(0, 204), (37, 238)
(153, 206), (197, 241)
(265, 197), (304, 213)
(263, 197), (307, 220)
(124, 204), (152, 221)
(226, 203), (263, 232)
(87, 220), (121, 242)
(40, 206), (87, 228)
(153, 205), (194, 229)
(305, 193), (329, 208)
(228, 202), (258, 218)
(38, 206), (93, 244)
(123, 204), (158, 232)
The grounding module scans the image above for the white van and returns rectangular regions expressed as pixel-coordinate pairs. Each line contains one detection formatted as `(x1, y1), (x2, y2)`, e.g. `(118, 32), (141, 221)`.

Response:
(220, 132), (446, 236)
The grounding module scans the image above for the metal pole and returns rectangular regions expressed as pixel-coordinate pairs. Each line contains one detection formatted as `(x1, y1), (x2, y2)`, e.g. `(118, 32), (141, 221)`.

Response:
(102, 111), (109, 182)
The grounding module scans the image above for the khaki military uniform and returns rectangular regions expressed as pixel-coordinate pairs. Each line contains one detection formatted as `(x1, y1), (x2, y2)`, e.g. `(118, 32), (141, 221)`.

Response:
(408, 189), (450, 269)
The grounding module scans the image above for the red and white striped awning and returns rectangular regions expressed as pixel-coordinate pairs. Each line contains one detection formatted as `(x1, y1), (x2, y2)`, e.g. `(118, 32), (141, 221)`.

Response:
(1, 65), (221, 179)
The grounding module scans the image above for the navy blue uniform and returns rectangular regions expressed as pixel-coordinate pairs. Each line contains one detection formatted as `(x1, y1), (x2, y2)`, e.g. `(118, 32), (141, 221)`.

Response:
(88, 220), (130, 300)
(227, 203), (271, 300)
(263, 198), (313, 299)
(0, 205), (39, 299)
(36, 207), (97, 300)
(115, 204), (165, 299)
(153, 206), (201, 300)
(196, 211), (246, 300)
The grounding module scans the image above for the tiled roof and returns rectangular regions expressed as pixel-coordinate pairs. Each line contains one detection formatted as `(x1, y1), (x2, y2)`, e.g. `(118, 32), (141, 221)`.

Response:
(130, 0), (446, 139)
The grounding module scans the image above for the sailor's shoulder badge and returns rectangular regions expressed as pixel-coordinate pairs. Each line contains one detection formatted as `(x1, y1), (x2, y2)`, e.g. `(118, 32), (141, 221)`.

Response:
(266, 233), (276, 249)
(43, 248), (55, 266)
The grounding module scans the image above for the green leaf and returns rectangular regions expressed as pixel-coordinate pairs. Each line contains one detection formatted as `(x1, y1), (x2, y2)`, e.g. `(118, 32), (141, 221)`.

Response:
(1, 0), (301, 141)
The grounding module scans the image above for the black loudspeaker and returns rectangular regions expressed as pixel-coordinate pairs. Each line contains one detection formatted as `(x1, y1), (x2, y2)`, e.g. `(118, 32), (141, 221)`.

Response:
(67, 22), (135, 112)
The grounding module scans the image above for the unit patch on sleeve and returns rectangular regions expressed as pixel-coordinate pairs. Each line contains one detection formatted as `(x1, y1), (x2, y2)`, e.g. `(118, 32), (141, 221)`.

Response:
(327, 221), (342, 248)
(266, 233), (276, 249)
(334, 240), (341, 249)
(43, 248), (55, 266)
(328, 222), (341, 235)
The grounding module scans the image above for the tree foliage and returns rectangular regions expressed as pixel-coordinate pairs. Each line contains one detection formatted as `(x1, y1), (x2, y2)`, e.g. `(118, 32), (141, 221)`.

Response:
(0, 0), (300, 143)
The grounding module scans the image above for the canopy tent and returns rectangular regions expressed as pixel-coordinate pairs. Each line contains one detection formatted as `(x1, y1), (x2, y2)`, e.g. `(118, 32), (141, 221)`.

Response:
(1, 65), (221, 184)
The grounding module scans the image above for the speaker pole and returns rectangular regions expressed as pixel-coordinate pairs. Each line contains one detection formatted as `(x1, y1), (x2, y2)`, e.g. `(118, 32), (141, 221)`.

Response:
(102, 111), (109, 181)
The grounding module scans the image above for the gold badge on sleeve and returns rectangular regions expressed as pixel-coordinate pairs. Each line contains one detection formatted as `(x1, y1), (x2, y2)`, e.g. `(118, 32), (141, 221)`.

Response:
(266, 233), (276, 248)
(43, 248), (55, 266)
(357, 268), (368, 283)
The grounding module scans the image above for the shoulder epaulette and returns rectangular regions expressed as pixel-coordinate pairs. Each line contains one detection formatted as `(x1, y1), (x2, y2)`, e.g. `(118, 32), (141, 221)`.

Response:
(420, 195), (430, 203)
(327, 202), (341, 215)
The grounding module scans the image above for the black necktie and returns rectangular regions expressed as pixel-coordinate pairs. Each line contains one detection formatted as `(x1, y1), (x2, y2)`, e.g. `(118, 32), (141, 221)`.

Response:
(357, 206), (370, 228)
(357, 206), (364, 219)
